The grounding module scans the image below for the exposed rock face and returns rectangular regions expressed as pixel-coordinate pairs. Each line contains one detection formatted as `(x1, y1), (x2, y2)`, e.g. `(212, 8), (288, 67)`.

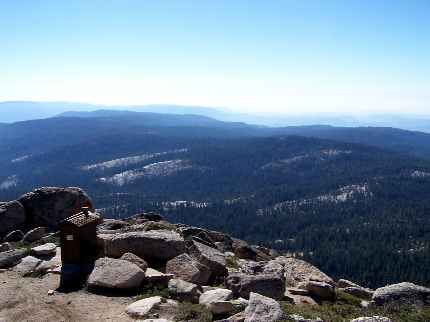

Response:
(225, 272), (285, 300)
(243, 292), (285, 322)
(125, 296), (178, 320)
(3, 230), (24, 242)
(15, 256), (42, 276)
(0, 249), (26, 268)
(22, 227), (47, 244)
(188, 240), (227, 281)
(0, 201), (26, 237)
(31, 243), (57, 256)
(372, 282), (430, 306)
(166, 253), (211, 285)
(99, 230), (186, 261)
(120, 252), (148, 271)
(87, 257), (145, 290)
(168, 278), (202, 303)
(18, 187), (93, 227)
(275, 256), (334, 287)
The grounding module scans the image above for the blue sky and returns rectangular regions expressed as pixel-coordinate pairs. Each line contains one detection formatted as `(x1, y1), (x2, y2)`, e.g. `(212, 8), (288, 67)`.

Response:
(1, 0), (429, 114)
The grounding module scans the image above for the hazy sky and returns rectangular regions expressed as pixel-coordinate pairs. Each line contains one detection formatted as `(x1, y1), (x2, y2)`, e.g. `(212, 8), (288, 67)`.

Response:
(1, 0), (429, 114)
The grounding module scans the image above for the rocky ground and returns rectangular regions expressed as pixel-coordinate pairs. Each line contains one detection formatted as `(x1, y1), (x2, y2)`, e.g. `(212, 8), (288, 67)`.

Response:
(1, 187), (430, 322)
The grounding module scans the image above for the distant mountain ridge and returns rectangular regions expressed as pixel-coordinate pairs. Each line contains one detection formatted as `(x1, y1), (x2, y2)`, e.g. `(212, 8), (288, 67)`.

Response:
(3, 101), (430, 132)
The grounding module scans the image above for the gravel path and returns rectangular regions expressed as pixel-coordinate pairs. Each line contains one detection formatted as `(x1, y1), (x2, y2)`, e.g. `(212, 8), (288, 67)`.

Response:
(0, 270), (135, 322)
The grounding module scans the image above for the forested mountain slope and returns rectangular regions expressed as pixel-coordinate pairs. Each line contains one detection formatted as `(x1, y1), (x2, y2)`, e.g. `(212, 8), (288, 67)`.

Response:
(1, 114), (430, 287)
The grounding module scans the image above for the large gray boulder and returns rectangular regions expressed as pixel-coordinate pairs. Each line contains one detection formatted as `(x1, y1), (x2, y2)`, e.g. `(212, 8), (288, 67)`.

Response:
(0, 201), (26, 237)
(188, 240), (227, 280)
(225, 272), (285, 300)
(18, 187), (93, 228)
(168, 278), (202, 303)
(87, 257), (145, 290)
(0, 249), (26, 268)
(244, 292), (285, 322)
(166, 253), (211, 285)
(99, 230), (186, 261)
(372, 282), (430, 306)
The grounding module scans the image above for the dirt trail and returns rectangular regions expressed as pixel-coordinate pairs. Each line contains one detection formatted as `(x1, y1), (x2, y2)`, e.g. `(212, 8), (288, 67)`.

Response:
(0, 270), (135, 322)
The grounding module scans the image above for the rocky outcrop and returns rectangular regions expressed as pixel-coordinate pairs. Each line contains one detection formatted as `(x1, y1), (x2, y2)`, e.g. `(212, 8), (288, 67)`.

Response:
(120, 252), (148, 271)
(18, 187), (93, 228)
(188, 240), (227, 281)
(0, 201), (26, 237)
(0, 249), (26, 268)
(125, 296), (178, 320)
(166, 253), (211, 285)
(168, 278), (202, 303)
(99, 230), (186, 262)
(87, 257), (145, 290)
(372, 282), (430, 306)
(225, 272), (285, 300)
(243, 292), (285, 322)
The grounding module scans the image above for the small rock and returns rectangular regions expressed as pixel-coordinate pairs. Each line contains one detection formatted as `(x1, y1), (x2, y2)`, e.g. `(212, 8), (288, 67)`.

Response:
(303, 280), (335, 301)
(15, 256), (42, 276)
(120, 252), (148, 271)
(145, 268), (174, 287)
(166, 253), (211, 285)
(125, 296), (178, 320)
(32, 243), (57, 256)
(48, 290), (55, 296)
(284, 290), (318, 306)
(22, 227), (47, 244)
(0, 249), (26, 268)
(350, 317), (392, 322)
(188, 240), (227, 281)
(288, 314), (323, 322)
(3, 230), (24, 242)
(168, 278), (202, 303)
(199, 288), (234, 314)
(0, 242), (12, 253)
(225, 272), (285, 300)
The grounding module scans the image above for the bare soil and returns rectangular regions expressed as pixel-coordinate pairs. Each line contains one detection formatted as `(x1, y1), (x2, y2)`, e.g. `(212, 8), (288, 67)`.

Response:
(0, 270), (135, 322)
